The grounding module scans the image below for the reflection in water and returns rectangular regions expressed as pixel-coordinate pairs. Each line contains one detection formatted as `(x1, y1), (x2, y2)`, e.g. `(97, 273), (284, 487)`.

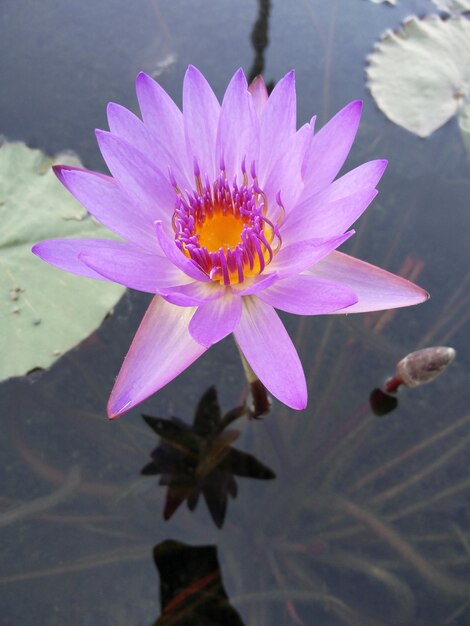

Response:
(248, 0), (273, 89)
(141, 387), (275, 527)
(152, 540), (245, 625)
(369, 387), (398, 416)
(236, 324), (470, 624)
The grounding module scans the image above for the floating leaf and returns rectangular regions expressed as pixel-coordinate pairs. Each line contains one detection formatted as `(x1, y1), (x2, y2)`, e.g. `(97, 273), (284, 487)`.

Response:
(367, 15), (470, 138)
(0, 141), (125, 382)
(432, 0), (470, 13)
(459, 99), (470, 155)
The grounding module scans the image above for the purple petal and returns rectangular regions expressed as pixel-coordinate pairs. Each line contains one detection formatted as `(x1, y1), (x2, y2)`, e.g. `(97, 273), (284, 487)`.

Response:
(54, 166), (157, 250)
(108, 297), (207, 418)
(183, 65), (220, 180)
(215, 68), (259, 179)
(325, 160), (388, 198)
(32, 238), (134, 281)
(263, 121), (313, 216)
(189, 293), (242, 347)
(161, 281), (224, 306)
(231, 272), (279, 296)
(107, 103), (154, 158)
(155, 221), (210, 282)
(308, 251), (429, 313)
(79, 246), (188, 293)
(234, 297), (307, 410)
(302, 101), (362, 195)
(258, 274), (358, 314)
(270, 231), (354, 278)
(248, 75), (269, 115)
(95, 131), (175, 226)
(135, 72), (191, 185)
(289, 159), (387, 230)
(281, 188), (378, 244)
(258, 71), (296, 183)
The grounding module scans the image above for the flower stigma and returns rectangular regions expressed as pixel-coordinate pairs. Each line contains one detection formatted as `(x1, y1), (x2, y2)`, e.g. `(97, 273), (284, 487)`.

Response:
(172, 158), (284, 285)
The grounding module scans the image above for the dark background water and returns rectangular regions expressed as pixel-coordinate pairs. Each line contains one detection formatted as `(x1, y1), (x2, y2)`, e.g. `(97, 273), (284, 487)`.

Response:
(1, 1), (469, 624)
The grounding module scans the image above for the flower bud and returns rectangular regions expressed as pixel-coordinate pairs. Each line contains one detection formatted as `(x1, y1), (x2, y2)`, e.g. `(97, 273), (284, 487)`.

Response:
(393, 346), (456, 389)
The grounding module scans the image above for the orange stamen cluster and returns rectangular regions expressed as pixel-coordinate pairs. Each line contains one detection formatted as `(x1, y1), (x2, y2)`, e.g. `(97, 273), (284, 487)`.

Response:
(172, 160), (283, 285)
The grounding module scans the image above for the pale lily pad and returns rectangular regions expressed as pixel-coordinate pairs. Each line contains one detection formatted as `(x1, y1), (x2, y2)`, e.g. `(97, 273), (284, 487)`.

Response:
(432, 0), (470, 13)
(458, 99), (470, 155)
(367, 15), (470, 138)
(0, 141), (125, 382)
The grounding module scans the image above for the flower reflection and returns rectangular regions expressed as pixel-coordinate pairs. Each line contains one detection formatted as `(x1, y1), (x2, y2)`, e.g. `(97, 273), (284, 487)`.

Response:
(141, 387), (275, 527)
(152, 540), (245, 626)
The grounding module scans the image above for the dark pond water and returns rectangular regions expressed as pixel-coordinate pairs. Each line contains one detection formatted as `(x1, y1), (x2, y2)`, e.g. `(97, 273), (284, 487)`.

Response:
(1, 0), (469, 624)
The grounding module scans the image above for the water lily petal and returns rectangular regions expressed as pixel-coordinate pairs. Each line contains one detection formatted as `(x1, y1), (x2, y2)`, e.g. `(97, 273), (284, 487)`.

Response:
(135, 72), (191, 185)
(189, 293), (242, 347)
(281, 188), (378, 243)
(53, 166), (157, 250)
(107, 102), (154, 158)
(95, 131), (175, 226)
(259, 71), (296, 183)
(155, 221), (210, 282)
(108, 297), (206, 418)
(32, 238), (134, 281)
(258, 274), (358, 314)
(289, 159), (387, 228)
(183, 65), (220, 180)
(80, 246), (188, 293)
(263, 121), (313, 214)
(302, 100), (362, 195)
(161, 281), (224, 306)
(234, 297), (307, 410)
(270, 231), (354, 278)
(308, 251), (429, 312)
(216, 68), (259, 179)
(231, 272), (279, 296)
(325, 159), (388, 197)
(248, 75), (269, 115)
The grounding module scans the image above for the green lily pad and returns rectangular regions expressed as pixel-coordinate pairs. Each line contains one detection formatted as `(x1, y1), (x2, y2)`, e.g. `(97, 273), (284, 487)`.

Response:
(367, 15), (470, 139)
(0, 140), (125, 382)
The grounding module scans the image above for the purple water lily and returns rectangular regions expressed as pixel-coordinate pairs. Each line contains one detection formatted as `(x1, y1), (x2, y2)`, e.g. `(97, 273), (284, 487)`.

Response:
(33, 67), (428, 418)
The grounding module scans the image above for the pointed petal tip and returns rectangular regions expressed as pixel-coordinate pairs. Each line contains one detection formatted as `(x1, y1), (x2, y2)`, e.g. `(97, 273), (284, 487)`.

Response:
(349, 99), (363, 111)
(185, 63), (201, 77)
(420, 287), (430, 303)
(336, 99), (363, 121)
(232, 67), (248, 85)
(249, 74), (265, 86)
(376, 159), (388, 177)
(31, 242), (41, 257)
(286, 392), (308, 411)
(106, 101), (120, 118)
(107, 393), (133, 419)
(389, 282), (429, 308)
(136, 71), (152, 86)
(52, 163), (76, 184)
(94, 128), (107, 141)
(277, 385), (308, 411)
(283, 69), (296, 83)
